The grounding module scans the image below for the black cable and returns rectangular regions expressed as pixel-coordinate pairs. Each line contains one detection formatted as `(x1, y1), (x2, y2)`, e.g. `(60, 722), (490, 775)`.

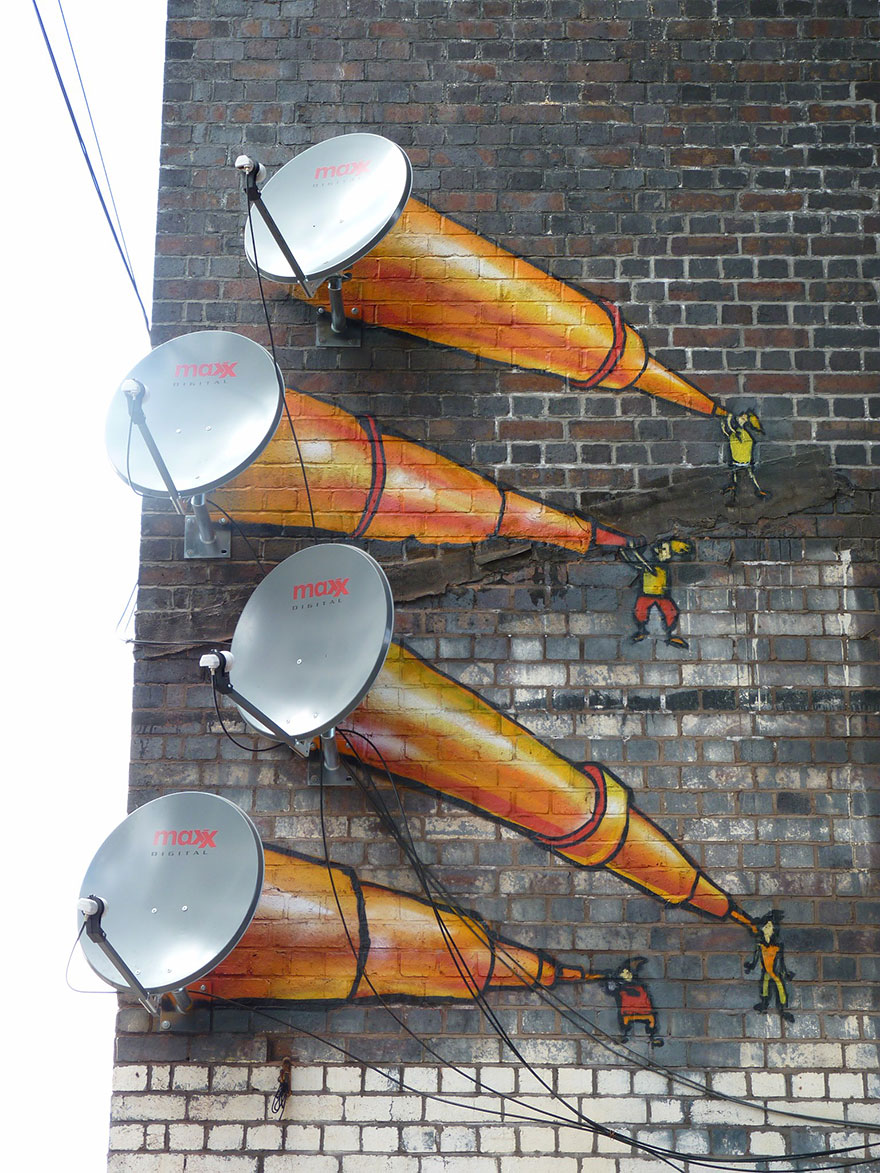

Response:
(200, 986), (880, 1173)
(205, 498), (270, 576)
(245, 198), (319, 537)
(335, 728), (880, 1166)
(31, 0), (151, 336)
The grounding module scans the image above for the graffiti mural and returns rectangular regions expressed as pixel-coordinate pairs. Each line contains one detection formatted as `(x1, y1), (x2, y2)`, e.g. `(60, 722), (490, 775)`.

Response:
(206, 192), (795, 1038)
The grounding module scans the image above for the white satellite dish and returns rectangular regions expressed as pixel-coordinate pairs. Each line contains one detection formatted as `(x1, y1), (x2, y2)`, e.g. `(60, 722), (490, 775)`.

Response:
(77, 792), (264, 1014)
(201, 543), (394, 783)
(105, 330), (284, 556)
(236, 133), (412, 339)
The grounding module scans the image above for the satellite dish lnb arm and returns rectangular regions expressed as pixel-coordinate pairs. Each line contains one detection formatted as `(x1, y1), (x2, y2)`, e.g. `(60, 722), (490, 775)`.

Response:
(79, 896), (161, 1016)
(201, 651), (308, 754)
(121, 380), (186, 516)
(237, 157), (315, 301)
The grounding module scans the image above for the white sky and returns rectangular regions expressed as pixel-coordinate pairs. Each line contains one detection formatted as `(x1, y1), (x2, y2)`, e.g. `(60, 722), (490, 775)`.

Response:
(2, 3), (167, 1167)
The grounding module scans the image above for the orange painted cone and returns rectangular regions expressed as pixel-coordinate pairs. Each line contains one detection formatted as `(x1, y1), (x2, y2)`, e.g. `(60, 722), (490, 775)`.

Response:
(292, 198), (725, 417)
(193, 848), (595, 1002)
(347, 643), (738, 920)
(212, 387), (633, 553)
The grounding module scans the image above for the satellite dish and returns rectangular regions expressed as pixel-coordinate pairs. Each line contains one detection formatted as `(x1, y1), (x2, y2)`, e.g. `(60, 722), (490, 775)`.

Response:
(227, 543), (394, 743)
(78, 792), (264, 1003)
(106, 330), (283, 499)
(241, 133), (412, 286)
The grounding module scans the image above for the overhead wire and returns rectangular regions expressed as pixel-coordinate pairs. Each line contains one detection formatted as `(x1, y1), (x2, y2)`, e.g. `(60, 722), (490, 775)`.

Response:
(31, 0), (151, 337)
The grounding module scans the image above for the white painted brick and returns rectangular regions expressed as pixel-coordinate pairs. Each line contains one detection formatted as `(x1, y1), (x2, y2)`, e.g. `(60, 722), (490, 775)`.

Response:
(690, 1100), (766, 1126)
(151, 1067), (171, 1091)
(767, 1042), (842, 1068)
(341, 1158), (418, 1173)
(478, 1067), (515, 1094)
(844, 1043), (880, 1069)
(749, 1130), (788, 1157)
(829, 1073), (864, 1099)
(109, 1124), (144, 1150)
(364, 1067), (400, 1092)
(792, 1071), (825, 1097)
(580, 1097), (646, 1124)
(632, 1071), (668, 1096)
(213, 1067), (250, 1092)
(556, 1069), (593, 1096)
(711, 1071), (748, 1097)
(439, 1126), (478, 1153)
(595, 1069), (631, 1095)
(167, 1124), (204, 1151)
(390, 1095), (425, 1122)
(515, 1067), (554, 1096)
(292, 1065), (325, 1092)
(478, 1126), (517, 1153)
(594, 1133), (636, 1156)
(266, 1158), (339, 1173)
(500, 1158), (578, 1173)
(246, 1124), (284, 1150)
(145, 1125), (166, 1150)
(189, 1095), (266, 1122)
(251, 1067), (283, 1093)
(554, 1125), (596, 1154)
(846, 1101), (880, 1125)
(322, 1125), (361, 1151)
(108, 1157), (184, 1173)
(327, 1067), (363, 1094)
(518, 1125), (558, 1153)
(360, 1126), (400, 1151)
(172, 1065), (209, 1090)
(441, 1068), (479, 1095)
(287, 1094), (344, 1123)
(425, 1096), (499, 1124)
(184, 1158), (258, 1172)
(112, 1095), (187, 1122)
(284, 1125), (322, 1152)
(207, 1124), (245, 1150)
(401, 1125), (439, 1153)
(421, 1159), (498, 1173)
(749, 1071), (787, 1099)
(114, 1066), (149, 1091)
(649, 1098), (684, 1124)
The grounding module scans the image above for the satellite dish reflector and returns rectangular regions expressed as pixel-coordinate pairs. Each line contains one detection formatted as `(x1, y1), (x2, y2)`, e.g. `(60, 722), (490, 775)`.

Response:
(229, 543), (394, 742)
(243, 133), (412, 286)
(105, 330), (283, 499)
(78, 792), (263, 998)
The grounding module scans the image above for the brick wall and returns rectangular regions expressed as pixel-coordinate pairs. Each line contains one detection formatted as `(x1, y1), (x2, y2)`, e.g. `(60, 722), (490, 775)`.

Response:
(111, 1), (878, 1169)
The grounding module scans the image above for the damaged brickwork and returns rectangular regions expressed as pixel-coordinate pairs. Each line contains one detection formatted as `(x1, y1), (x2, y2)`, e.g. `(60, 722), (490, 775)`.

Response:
(112, 2), (878, 1170)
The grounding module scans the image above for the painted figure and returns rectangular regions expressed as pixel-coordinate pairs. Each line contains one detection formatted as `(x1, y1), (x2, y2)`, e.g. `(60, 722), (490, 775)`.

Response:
(603, 958), (663, 1047)
(619, 538), (693, 649)
(194, 845), (597, 1003)
(745, 911), (794, 1022)
(292, 197), (731, 420)
(721, 410), (767, 500)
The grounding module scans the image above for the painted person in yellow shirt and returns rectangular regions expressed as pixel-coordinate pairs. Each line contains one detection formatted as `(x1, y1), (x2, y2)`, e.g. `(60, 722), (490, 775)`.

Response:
(721, 409), (768, 500)
(620, 537), (693, 649)
(745, 910), (795, 1023)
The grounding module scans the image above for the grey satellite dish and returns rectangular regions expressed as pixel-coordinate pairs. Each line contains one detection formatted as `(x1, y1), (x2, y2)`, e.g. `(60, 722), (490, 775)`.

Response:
(78, 792), (263, 1013)
(236, 133), (412, 341)
(105, 330), (283, 557)
(201, 543), (394, 783)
